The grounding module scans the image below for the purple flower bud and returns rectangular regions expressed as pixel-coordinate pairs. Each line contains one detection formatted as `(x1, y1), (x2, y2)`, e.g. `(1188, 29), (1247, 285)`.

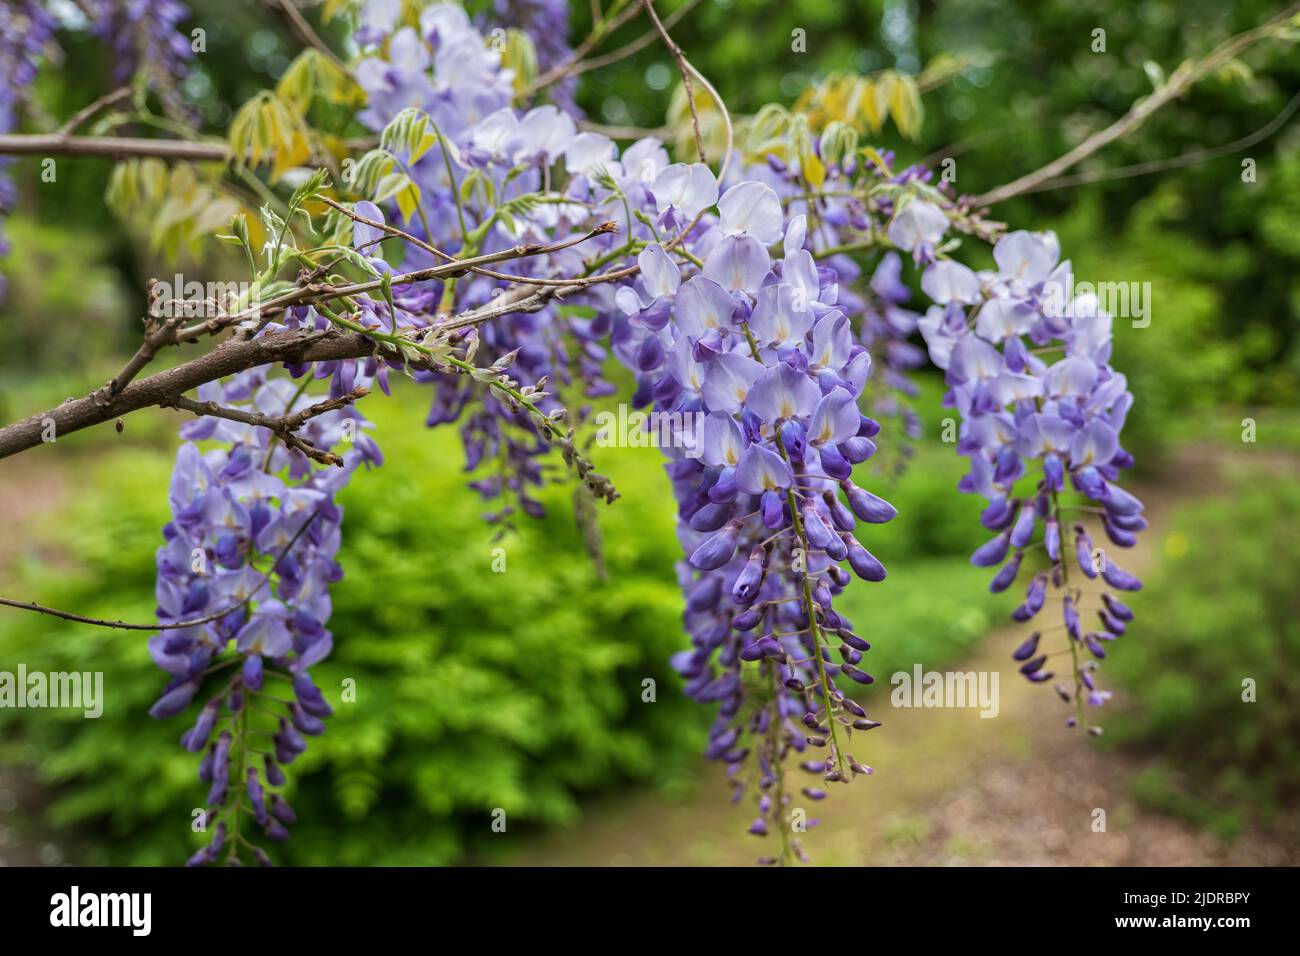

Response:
(844, 536), (886, 582)
(1044, 517), (1060, 562)
(290, 702), (326, 736)
(741, 637), (784, 662)
(838, 629), (871, 651)
(1103, 593), (1134, 621)
(1074, 524), (1098, 578)
(1063, 596), (1080, 639)
(264, 754), (286, 787)
(1012, 631), (1041, 661)
(270, 794), (297, 826)
(1019, 654), (1047, 675)
(819, 442), (852, 479)
(779, 420), (806, 462)
(689, 521), (742, 570)
(1101, 561), (1142, 591)
(971, 532), (1010, 567)
(981, 496), (1014, 530)
(1074, 465), (1105, 499)
(247, 767), (268, 824)
(1103, 517), (1137, 547)
(1102, 482), (1143, 516)
(839, 436), (877, 463)
(1043, 452), (1064, 491)
(822, 491), (856, 532)
(842, 481), (897, 523)
(1009, 502), (1036, 548)
(989, 553), (1023, 593)
(801, 504), (836, 550)
(149, 679), (199, 719)
(1013, 574), (1047, 621)
(690, 500), (734, 532)
(242, 653), (264, 691)
(760, 489), (785, 528)
(181, 699), (220, 752)
(840, 663), (874, 685)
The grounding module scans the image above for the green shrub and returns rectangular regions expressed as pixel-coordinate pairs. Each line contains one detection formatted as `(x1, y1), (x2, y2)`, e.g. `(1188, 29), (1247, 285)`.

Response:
(0, 394), (706, 864)
(0, 381), (1004, 863)
(1105, 473), (1300, 838)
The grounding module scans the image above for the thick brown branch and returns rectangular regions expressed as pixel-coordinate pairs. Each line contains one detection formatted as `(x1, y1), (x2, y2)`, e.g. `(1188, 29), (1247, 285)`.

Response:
(0, 329), (375, 460)
(0, 133), (229, 161)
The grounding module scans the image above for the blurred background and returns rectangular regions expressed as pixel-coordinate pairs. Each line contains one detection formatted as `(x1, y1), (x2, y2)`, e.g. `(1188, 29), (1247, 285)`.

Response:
(0, 0), (1297, 865)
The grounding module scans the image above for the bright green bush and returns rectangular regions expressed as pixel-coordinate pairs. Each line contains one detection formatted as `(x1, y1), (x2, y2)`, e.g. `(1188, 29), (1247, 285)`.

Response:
(0, 394), (706, 864)
(1105, 473), (1300, 839)
(0, 381), (1005, 863)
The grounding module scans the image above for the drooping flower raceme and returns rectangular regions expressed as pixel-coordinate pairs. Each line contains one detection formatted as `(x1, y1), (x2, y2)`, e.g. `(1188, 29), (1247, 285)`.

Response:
(594, 166), (897, 861)
(916, 221), (1145, 732)
(352, 6), (617, 529)
(90, 0), (195, 120)
(0, 0), (57, 300)
(151, 360), (380, 866)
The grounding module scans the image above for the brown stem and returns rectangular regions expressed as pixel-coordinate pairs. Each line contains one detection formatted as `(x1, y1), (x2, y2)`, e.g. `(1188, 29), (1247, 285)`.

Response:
(972, 2), (1300, 206)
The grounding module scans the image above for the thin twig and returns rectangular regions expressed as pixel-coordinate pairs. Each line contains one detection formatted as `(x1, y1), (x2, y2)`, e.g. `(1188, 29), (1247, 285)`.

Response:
(1014, 89), (1300, 195)
(972, 2), (1300, 206)
(319, 196), (613, 288)
(166, 385), (368, 467)
(56, 86), (134, 138)
(642, 0), (705, 161)
(264, 0), (352, 77)
(527, 1), (645, 94)
(568, 0), (702, 79)
(0, 508), (323, 631)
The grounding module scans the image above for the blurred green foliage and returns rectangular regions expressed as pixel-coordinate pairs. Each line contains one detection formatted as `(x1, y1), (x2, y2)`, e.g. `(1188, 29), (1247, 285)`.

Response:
(0, 380), (1003, 863)
(0, 392), (702, 864)
(1106, 472), (1300, 840)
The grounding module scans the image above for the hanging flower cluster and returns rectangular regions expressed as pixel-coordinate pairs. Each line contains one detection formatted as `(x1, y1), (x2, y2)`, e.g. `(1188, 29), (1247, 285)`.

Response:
(151, 359), (379, 866)
(352, 4), (616, 528)
(90, 0), (196, 119)
(0, 0), (57, 300)
(913, 214), (1145, 732)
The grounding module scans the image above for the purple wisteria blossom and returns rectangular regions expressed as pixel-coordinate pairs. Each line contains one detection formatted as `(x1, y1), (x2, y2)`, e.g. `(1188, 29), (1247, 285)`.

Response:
(916, 226), (1145, 732)
(595, 165), (896, 861)
(90, 0), (195, 120)
(152, 359), (380, 866)
(0, 0), (57, 299)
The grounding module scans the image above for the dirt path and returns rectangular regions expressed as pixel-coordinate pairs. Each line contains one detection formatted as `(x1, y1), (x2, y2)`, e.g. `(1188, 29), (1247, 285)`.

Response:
(499, 462), (1295, 867)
